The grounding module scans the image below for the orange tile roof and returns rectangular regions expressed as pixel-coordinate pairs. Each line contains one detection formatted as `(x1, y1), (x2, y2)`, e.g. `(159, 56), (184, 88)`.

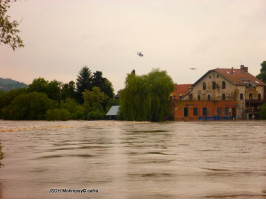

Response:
(215, 68), (266, 86)
(171, 84), (192, 99)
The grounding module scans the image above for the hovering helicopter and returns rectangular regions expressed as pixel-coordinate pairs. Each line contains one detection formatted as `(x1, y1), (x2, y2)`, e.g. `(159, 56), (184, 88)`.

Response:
(136, 52), (144, 57)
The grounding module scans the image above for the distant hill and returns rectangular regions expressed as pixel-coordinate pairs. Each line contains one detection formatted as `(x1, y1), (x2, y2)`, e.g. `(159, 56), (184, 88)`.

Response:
(0, 78), (28, 91)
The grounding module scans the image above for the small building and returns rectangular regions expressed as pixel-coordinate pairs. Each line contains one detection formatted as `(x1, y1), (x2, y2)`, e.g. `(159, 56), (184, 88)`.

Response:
(173, 65), (266, 120)
(106, 105), (120, 119)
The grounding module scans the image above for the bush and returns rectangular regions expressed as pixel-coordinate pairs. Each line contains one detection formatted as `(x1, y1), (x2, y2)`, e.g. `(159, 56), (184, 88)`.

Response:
(71, 105), (86, 120)
(87, 110), (105, 120)
(259, 103), (266, 119)
(46, 108), (71, 121)
(1, 92), (55, 120)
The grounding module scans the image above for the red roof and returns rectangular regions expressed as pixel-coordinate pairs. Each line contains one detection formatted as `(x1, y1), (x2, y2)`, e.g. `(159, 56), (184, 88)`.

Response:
(171, 84), (192, 100)
(215, 68), (266, 86)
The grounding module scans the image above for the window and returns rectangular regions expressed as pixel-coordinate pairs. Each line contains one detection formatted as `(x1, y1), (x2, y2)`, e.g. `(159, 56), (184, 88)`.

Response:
(203, 82), (206, 90)
(193, 108), (198, 116)
(222, 81), (226, 89)
(189, 94), (193, 100)
(249, 93), (253, 100)
(203, 107), (207, 116)
(198, 95), (201, 100)
(207, 94), (211, 101)
(184, 108), (188, 117)
(240, 93), (243, 100)
(222, 94), (226, 100)
(217, 107), (221, 116)
(225, 107), (229, 116)
(217, 75), (219, 78)
(258, 93), (261, 101)
(209, 75), (211, 79)
(212, 81), (216, 89)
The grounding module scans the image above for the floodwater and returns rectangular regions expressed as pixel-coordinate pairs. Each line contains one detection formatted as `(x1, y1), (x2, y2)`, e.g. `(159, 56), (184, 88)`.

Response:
(0, 120), (266, 199)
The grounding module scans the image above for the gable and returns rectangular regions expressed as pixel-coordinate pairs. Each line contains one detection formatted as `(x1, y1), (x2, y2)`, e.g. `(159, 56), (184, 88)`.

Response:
(192, 70), (235, 89)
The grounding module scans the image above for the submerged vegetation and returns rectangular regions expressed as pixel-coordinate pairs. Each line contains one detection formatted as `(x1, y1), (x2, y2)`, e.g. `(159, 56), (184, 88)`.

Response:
(119, 69), (174, 121)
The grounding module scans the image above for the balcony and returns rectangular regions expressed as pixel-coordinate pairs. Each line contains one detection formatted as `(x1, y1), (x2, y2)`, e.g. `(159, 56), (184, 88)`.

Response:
(245, 99), (266, 106)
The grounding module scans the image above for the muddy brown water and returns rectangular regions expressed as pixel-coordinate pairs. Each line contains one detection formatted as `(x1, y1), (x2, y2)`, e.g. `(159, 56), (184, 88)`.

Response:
(0, 120), (266, 198)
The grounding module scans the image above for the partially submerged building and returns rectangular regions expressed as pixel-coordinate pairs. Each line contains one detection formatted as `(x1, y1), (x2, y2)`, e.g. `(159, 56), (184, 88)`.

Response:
(173, 65), (266, 120)
(106, 105), (120, 119)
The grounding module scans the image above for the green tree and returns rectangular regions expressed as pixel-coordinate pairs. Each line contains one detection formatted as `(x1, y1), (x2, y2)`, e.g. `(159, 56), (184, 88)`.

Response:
(29, 78), (61, 101)
(29, 78), (49, 93)
(120, 68), (174, 121)
(1, 92), (56, 120)
(0, 87), (28, 118)
(82, 86), (108, 119)
(83, 87), (108, 109)
(46, 80), (61, 102)
(0, 0), (24, 50)
(92, 71), (114, 98)
(256, 61), (266, 83)
(60, 98), (85, 119)
(259, 103), (266, 120)
(61, 81), (75, 100)
(76, 66), (92, 104)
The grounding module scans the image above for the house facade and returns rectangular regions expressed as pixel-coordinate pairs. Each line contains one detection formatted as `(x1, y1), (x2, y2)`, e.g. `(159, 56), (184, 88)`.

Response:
(173, 65), (266, 120)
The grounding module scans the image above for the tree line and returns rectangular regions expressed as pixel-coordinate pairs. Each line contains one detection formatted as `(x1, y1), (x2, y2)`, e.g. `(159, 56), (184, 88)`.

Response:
(0, 66), (118, 120)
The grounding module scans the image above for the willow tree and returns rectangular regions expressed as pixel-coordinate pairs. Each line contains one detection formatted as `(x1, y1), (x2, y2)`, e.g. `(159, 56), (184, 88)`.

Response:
(120, 69), (174, 121)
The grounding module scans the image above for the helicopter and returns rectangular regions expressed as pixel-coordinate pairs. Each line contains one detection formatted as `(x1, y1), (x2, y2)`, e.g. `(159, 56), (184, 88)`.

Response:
(136, 52), (144, 57)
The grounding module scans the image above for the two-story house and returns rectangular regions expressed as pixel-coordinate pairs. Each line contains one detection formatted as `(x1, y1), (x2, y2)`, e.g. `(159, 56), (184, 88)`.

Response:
(173, 65), (266, 120)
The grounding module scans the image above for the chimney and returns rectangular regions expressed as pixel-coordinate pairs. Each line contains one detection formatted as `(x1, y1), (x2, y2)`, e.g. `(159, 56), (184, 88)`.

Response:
(240, 65), (248, 72)
(231, 67), (234, 74)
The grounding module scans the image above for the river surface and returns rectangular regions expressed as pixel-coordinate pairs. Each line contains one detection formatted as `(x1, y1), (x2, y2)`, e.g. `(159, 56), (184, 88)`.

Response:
(0, 120), (266, 198)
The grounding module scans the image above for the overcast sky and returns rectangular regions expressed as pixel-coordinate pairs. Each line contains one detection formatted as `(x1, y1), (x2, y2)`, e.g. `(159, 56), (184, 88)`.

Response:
(1, 0), (266, 92)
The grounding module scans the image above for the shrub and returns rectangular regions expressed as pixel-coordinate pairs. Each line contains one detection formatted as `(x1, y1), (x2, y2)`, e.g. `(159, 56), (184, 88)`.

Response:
(1, 92), (55, 120)
(87, 110), (105, 120)
(259, 103), (266, 119)
(46, 108), (71, 121)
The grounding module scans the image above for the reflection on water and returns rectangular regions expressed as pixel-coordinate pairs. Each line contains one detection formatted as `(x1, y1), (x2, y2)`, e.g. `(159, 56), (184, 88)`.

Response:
(0, 120), (266, 198)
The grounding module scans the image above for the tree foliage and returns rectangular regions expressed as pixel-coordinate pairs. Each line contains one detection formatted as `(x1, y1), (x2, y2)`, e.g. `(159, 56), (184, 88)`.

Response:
(61, 81), (75, 100)
(82, 86), (108, 120)
(0, 67), (117, 121)
(1, 92), (56, 120)
(120, 68), (174, 121)
(29, 78), (62, 101)
(0, 87), (28, 117)
(0, 0), (24, 50)
(92, 71), (114, 98)
(259, 103), (266, 120)
(76, 66), (92, 104)
(256, 61), (266, 84)
(46, 108), (71, 121)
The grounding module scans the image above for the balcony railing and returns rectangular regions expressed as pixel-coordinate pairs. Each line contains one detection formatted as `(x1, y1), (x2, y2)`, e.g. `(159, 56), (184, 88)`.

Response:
(245, 99), (266, 105)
